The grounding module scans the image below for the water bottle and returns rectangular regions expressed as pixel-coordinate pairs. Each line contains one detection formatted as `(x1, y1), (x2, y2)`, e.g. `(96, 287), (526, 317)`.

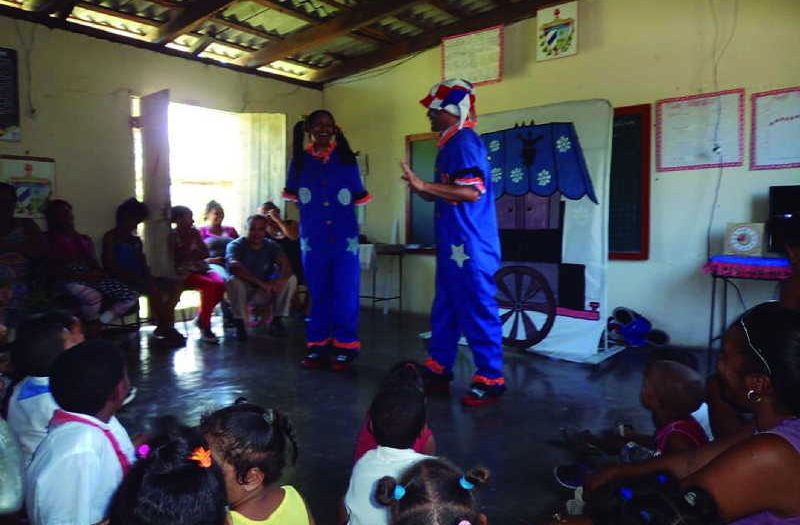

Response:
(619, 441), (655, 464)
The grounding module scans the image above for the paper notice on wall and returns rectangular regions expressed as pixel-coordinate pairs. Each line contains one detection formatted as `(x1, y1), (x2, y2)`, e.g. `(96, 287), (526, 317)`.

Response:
(441, 25), (503, 85)
(751, 87), (800, 170)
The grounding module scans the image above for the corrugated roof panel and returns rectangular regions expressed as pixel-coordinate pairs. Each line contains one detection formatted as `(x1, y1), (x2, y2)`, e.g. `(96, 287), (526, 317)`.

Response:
(307, 35), (376, 56)
(70, 4), (154, 37)
(84, 0), (172, 22)
(221, 1), (310, 36)
(197, 19), (272, 48)
(373, 16), (423, 38)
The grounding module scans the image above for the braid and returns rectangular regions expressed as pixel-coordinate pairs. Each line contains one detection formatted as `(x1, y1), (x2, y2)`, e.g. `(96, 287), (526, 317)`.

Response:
(334, 128), (357, 166)
(274, 409), (299, 466)
(291, 119), (307, 174)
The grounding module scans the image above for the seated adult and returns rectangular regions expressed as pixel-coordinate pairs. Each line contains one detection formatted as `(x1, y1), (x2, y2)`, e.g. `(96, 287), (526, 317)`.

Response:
(45, 200), (138, 336)
(171, 205), (226, 344)
(198, 200), (239, 281)
(102, 198), (184, 347)
(586, 302), (800, 524)
(260, 201), (304, 312)
(224, 215), (294, 341)
(0, 182), (46, 329)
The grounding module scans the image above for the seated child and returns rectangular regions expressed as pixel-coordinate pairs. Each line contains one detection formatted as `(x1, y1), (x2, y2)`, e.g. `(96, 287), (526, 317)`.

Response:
(200, 399), (315, 525)
(7, 311), (83, 468)
(25, 340), (136, 525)
(555, 360), (708, 490)
(344, 379), (433, 525)
(109, 420), (227, 525)
(353, 361), (436, 463)
(375, 458), (490, 525)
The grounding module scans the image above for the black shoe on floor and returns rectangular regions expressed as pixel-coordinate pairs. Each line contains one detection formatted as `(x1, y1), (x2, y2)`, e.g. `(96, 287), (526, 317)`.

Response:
(268, 317), (287, 338)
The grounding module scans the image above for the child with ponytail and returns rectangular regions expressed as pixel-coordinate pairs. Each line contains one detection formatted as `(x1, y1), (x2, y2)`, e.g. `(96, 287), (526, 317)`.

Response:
(375, 458), (490, 525)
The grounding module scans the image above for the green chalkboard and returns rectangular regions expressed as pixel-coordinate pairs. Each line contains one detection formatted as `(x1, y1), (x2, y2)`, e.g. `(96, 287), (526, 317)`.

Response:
(406, 134), (438, 248)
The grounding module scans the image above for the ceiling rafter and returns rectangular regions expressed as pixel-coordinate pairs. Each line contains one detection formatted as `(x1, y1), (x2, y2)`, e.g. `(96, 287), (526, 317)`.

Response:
(425, 0), (461, 18)
(28, 0), (79, 18)
(235, 0), (420, 68)
(154, 0), (238, 43)
(311, 0), (550, 83)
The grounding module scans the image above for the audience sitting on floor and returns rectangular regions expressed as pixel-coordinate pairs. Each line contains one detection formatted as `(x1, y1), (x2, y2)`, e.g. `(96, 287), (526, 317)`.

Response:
(352, 360), (436, 464)
(45, 199), (139, 336)
(225, 214), (294, 341)
(108, 417), (228, 525)
(554, 358), (709, 490)
(171, 206), (226, 344)
(344, 363), (434, 525)
(7, 311), (83, 469)
(200, 399), (314, 525)
(26, 339), (136, 525)
(582, 302), (800, 524)
(102, 198), (185, 347)
(375, 458), (490, 525)
(0, 182), (46, 332)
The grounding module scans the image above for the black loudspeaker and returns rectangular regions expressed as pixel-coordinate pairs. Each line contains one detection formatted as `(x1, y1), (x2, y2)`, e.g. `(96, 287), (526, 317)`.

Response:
(558, 264), (585, 311)
(768, 185), (800, 253)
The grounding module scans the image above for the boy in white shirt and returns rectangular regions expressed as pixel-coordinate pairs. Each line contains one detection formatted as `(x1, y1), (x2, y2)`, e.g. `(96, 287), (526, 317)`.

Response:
(344, 385), (432, 525)
(26, 340), (135, 525)
(7, 311), (83, 468)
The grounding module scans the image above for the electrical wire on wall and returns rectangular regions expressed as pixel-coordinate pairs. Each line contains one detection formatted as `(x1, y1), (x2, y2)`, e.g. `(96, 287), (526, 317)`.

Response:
(13, 20), (37, 119)
(705, 0), (739, 258)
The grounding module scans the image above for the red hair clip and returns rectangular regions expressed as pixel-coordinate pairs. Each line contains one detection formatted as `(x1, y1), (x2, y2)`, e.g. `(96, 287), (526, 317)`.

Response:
(189, 447), (212, 468)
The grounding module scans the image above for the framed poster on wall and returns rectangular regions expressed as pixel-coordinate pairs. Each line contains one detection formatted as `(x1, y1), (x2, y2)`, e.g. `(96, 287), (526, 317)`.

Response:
(0, 47), (21, 142)
(441, 25), (503, 86)
(751, 86), (800, 170)
(656, 89), (744, 172)
(0, 156), (56, 218)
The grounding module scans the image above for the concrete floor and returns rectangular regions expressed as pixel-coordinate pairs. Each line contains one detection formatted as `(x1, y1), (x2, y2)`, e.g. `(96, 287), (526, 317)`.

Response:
(115, 310), (700, 525)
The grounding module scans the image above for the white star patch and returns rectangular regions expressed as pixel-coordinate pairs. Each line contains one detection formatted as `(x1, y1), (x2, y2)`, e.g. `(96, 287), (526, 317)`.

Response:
(300, 237), (311, 253)
(346, 236), (359, 255)
(450, 244), (470, 268)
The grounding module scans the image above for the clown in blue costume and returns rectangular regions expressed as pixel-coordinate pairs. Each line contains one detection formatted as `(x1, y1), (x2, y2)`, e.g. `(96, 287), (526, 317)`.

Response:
(284, 110), (371, 371)
(401, 79), (505, 406)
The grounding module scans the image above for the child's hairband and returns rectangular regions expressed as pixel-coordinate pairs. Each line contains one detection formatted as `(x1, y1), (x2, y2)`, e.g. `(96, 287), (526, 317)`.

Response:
(393, 485), (406, 500)
(459, 477), (475, 490)
(189, 447), (212, 468)
(136, 443), (150, 459)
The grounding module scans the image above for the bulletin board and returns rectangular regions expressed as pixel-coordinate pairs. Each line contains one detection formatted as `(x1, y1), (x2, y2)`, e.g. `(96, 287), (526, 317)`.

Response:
(441, 25), (503, 86)
(656, 89), (744, 172)
(0, 155), (56, 218)
(751, 86), (800, 170)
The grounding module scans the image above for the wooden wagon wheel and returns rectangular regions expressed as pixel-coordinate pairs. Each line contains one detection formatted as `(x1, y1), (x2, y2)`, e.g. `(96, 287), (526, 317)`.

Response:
(495, 265), (557, 348)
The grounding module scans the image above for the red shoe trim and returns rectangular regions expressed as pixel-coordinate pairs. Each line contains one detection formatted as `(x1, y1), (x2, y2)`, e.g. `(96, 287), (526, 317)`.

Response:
(307, 337), (332, 348)
(461, 393), (502, 407)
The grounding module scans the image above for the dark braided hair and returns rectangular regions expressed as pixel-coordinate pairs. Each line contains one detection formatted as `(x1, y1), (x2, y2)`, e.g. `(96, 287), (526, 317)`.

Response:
(290, 110), (357, 175)
(199, 398), (298, 486)
(375, 458), (489, 525)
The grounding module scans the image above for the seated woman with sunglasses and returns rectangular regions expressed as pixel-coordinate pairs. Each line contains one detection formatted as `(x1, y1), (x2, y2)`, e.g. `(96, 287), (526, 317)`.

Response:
(584, 302), (800, 525)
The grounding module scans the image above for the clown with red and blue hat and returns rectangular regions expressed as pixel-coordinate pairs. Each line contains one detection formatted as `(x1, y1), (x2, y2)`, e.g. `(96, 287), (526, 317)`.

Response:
(401, 79), (505, 407)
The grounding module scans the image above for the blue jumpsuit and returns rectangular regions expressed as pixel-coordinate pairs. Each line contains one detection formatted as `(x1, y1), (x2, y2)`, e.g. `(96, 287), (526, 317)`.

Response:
(427, 127), (504, 385)
(284, 148), (370, 353)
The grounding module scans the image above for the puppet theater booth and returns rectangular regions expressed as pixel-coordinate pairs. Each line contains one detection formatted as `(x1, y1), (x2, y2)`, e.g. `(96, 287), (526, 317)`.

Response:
(422, 99), (616, 364)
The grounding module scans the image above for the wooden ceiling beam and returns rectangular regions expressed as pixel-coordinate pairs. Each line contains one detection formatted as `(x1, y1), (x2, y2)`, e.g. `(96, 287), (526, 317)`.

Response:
(250, 0), (317, 24)
(211, 15), (281, 40)
(28, 0), (78, 18)
(311, 0), (550, 83)
(425, 0), (461, 18)
(190, 34), (213, 55)
(234, 0), (422, 68)
(154, 0), (237, 44)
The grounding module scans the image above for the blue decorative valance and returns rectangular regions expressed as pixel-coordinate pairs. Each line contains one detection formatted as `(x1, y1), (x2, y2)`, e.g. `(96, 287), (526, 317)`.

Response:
(481, 122), (597, 203)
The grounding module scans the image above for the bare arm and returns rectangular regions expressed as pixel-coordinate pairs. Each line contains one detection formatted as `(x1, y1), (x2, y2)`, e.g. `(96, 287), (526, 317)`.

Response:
(586, 426), (753, 494)
(400, 161), (480, 203)
(683, 434), (800, 520)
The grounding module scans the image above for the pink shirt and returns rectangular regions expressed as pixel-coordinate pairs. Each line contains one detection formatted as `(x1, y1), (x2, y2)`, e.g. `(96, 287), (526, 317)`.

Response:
(654, 416), (709, 454)
(352, 417), (433, 463)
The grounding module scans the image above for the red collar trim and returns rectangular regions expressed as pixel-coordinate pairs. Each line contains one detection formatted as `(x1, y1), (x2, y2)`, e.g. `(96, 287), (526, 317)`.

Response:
(306, 141), (336, 163)
(437, 120), (476, 149)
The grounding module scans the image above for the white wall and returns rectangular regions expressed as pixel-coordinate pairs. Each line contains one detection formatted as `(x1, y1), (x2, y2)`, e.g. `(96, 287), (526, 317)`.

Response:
(325, 0), (800, 347)
(0, 16), (323, 240)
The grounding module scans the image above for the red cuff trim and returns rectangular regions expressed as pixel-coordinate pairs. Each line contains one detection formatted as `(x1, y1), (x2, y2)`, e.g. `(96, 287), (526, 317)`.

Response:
(333, 339), (361, 350)
(424, 358), (446, 375)
(306, 337), (332, 348)
(282, 189), (298, 201)
(354, 193), (373, 206)
(472, 375), (505, 386)
(454, 178), (486, 194)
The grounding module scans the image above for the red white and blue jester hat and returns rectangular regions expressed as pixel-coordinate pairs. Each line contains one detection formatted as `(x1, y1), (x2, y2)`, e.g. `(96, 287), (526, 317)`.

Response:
(420, 78), (477, 130)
